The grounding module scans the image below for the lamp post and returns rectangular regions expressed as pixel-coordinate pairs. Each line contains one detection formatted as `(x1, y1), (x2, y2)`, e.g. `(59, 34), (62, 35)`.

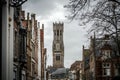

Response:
(9, 0), (27, 7)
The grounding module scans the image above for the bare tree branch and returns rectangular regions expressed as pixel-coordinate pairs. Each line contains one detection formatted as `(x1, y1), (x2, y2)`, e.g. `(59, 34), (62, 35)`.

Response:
(65, 0), (120, 54)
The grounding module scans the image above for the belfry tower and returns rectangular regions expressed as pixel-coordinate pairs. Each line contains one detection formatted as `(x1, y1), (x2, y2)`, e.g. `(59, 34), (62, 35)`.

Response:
(52, 22), (64, 68)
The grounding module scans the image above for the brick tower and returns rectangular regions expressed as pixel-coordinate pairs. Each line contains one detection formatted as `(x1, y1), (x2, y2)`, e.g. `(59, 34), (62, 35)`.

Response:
(52, 22), (64, 68)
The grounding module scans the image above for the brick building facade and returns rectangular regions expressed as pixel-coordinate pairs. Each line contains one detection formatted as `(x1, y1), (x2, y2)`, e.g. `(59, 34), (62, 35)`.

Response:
(82, 34), (120, 80)
(20, 11), (39, 80)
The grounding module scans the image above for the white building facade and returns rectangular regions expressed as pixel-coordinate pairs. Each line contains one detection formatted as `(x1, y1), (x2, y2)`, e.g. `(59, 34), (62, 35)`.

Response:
(2, 0), (14, 80)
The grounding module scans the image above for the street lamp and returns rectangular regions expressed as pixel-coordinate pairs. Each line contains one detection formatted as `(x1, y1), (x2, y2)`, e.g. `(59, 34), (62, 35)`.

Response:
(9, 0), (27, 7)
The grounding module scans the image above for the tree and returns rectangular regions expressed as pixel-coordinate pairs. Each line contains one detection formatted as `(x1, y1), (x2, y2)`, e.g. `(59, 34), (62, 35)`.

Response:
(65, 1), (120, 78)
(64, 0), (120, 20)
(65, 0), (120, 54)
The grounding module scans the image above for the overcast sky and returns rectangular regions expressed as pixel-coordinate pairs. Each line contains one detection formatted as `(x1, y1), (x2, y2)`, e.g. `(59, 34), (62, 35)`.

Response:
(22, 0), (89, 68)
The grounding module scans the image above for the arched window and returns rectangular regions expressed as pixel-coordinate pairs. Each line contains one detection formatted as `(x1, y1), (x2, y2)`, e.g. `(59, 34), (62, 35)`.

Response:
(102, 50), (111, 60)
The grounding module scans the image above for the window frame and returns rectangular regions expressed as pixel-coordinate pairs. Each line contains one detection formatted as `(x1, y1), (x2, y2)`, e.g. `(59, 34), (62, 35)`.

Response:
(102, 63), (111, 76)
(56, 54), (60, 61)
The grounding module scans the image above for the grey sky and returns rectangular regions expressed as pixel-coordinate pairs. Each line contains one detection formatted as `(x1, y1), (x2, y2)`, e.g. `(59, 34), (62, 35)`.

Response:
(23, 0), (89, 68)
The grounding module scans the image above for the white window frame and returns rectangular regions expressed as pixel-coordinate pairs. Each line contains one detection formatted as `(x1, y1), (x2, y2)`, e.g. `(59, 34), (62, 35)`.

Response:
(102, 63), (111, 76)
(102, 50), (111, 60)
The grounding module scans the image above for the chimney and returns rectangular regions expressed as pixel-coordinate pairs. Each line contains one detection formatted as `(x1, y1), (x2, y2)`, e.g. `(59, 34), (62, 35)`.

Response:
(31, 13), (36, 20)
(42, 24), (44, 30)
(27, 12), (29, 20)
(38, 22), (40, 29)
(21, 11), (25, 20)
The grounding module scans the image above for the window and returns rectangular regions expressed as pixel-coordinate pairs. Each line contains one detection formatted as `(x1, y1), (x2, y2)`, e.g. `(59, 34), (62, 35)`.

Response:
(14, 31), (17, 56)
(114, 64), (120, 76)
(21, 70), (26, 80)
(102, 63), (111, 76)
(57, 30), (59, 36)
(60, 30), (62, 35)
(103, 68), (110, 76)
(32, 43), (35, 58)
(56, 54), (60, 61)
(54, 32), (56, 36)
(22, 74), (26, 80)
(13, 70), (17, 80)
(115, 68), (119, 76)
(32, 62), (35, 76)
(102, 50), (111, 59)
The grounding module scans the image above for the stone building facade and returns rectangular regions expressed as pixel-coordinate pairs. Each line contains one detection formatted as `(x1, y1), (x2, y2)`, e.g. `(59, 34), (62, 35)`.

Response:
(70, 61), (83, 80)
(1, 1), (27, 80)
(1, 1), (14, 80)
(18, 11), (39, 80)
(26, 13), (39, 80)
(13, 9), (28, 80)
(46, 22), (65, 80)
(40, 24), (44, 80)
(40, 24), (47, 80)
(52, 22), (64, 68)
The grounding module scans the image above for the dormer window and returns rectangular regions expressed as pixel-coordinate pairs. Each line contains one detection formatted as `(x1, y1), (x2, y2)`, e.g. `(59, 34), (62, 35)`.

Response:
(102, 50), (111, 60)
(101, 44), (112, 60)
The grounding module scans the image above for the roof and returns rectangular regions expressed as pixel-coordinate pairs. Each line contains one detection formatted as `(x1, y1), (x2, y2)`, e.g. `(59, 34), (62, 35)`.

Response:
(51, 68), (67, 75)
(101, 43), (112, 50)
(70, 61), (82, 70)
(50, 68), (69, 79)
(47, 66), (56, 74)
(94, 35), (118, 57)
